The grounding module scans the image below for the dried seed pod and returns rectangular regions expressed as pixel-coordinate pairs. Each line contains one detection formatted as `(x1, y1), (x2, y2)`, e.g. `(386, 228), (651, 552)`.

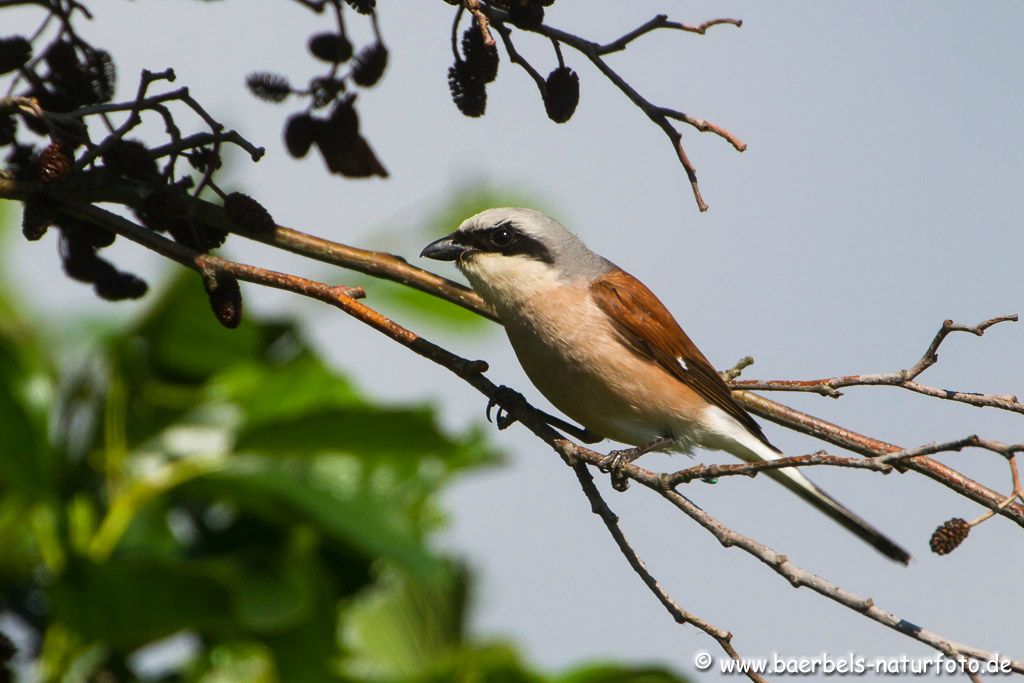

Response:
(83, 49), (116, 104)
(204, 274), (243, 329)
(101, 138), (159, 182)
(351, 43), (388, 87)
(61, 238), (112, 284)
(44, 41), (114, 106)
(95, 270), (148, 301)
(58, 213), (116, 249)
(324, 96), (360, 144)
(929, 517), (970, 555)
(21, 201), (55, 242)
(0, 36), (31, 75)
(461, 25), (498, 84)
(38, 141), (72, 182)
(448, 61), (486, 118)
(309, 32), (353, 64)
(314, 129), (388, 178)
(223, 192), (276, 235)
(343, 0), (375, 15)
(136, 186), (190, 234)
(284, 113), (316, 158)
(310, 95), (386, 177)
(137, 187), (227, 252)
(187, 147), (222, 173)
(246, 72), (292, 102)
(508, 3), (544, 28)
(543, 66), (579, 123)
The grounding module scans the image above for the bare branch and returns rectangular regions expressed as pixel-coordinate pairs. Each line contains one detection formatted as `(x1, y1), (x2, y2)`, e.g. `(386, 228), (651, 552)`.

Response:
(479, 5), (747, 211)
(568, 460), (766, 683)
(734, 390), (1024, 528)
(731, 315), (1021, 413)
(596, 15), (742, 55)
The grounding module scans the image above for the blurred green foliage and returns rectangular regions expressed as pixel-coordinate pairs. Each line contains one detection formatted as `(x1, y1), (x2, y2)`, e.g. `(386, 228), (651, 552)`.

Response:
(0, 244), (687, 682)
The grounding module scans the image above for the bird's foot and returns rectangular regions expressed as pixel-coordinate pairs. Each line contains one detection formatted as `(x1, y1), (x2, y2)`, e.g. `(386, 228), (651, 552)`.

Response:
(598, 436), (676, 492)
(486, 386), (523, 430)
(485, 387), (601, 443)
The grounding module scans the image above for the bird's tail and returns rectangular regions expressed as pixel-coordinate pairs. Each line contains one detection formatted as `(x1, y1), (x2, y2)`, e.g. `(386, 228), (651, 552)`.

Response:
(715, 425), (911, 564)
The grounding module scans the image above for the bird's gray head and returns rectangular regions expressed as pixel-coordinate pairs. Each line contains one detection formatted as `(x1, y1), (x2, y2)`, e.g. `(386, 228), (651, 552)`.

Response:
(419, 207), (612, 288)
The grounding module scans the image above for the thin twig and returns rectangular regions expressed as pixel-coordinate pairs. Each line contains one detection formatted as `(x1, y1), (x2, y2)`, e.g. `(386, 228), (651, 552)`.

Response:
(596, 15), (742, 54)
(568, 460), (765, 683)
(731, 316), (1021, 413)
(481, 6), (748, 211)
(462, 0), (495, 46)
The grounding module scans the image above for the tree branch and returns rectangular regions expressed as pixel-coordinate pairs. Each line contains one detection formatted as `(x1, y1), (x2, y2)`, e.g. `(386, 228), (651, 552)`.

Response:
(478, 4), (748, 212)
(732, 315), (1021, 414)
(21, 192), (1021, 670)
(568, 460), (766, 683)
(4, 174), (1020, 528)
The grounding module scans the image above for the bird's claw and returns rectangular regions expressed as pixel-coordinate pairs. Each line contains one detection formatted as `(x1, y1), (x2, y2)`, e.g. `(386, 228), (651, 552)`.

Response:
(599, 449), (632, 492)
(598, 436), (674, 492)
(486, 386), (521, 431)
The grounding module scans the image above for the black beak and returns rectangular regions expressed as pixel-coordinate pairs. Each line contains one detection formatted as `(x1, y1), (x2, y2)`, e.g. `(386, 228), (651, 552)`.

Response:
(420, 234), (467, 261)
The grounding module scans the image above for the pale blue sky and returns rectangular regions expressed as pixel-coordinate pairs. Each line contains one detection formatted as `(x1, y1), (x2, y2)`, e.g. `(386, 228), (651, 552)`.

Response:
(3, 2), (1022, 679)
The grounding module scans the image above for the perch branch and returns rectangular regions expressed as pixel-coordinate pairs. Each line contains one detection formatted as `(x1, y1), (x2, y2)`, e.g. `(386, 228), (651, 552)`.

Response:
(569, 461), (765, 683)
(7, 185), (1019, 670)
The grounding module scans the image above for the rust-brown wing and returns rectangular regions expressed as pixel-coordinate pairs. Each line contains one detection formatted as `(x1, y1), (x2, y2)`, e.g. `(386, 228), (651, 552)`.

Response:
(590, 268), (776, 451)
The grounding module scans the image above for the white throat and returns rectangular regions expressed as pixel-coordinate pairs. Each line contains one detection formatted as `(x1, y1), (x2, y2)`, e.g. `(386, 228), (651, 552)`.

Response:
(459, 253), (568, 318)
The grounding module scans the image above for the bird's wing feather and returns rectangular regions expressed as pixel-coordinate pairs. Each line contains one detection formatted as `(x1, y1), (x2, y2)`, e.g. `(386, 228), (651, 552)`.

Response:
(590, 269), (777, 451)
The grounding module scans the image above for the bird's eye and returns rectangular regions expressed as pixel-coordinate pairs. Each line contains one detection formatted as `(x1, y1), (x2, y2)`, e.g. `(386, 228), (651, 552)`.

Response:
(489, 227), (516, 248)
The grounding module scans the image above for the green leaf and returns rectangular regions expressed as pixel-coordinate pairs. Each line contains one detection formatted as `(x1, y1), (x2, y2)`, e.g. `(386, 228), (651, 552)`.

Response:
(186, 640), (277, 683)
(49, 556), (233, 649)
(211, 350), (498, 484)
(127, 274), (280, 383)
(340, 563), (469, 680)
(0, 322), (56, 496)
(188, 455), (443, 577)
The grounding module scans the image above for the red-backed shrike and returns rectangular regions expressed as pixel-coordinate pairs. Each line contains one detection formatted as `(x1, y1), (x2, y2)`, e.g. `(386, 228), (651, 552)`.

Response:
(421, 207), (910, 564)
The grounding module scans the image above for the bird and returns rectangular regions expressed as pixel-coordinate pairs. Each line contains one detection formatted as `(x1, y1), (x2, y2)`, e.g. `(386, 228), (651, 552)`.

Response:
(420, 207), (911, 564)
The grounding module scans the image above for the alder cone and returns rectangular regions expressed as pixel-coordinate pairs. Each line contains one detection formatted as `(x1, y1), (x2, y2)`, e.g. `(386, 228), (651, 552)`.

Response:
(38, 141), (72, 182)
(101, 139), (159, 182)
(21, 201), (54, 242)
(95, 271), (148, 301)
(448, 61), (486, 118)
(508, 3), (544, 28)
(284, 113), (316, 158)
(543, 66), (579, 123)
(223, 192), (276, 235)
(0, 36), (31, 74)
(309, 32), (353, 64)
(352, 43), (388, 87)
(246, 72), (291, 103)
(929, 517), (969, 555)
(461, 26), (498, 84)
(205, 275), (243, 329)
